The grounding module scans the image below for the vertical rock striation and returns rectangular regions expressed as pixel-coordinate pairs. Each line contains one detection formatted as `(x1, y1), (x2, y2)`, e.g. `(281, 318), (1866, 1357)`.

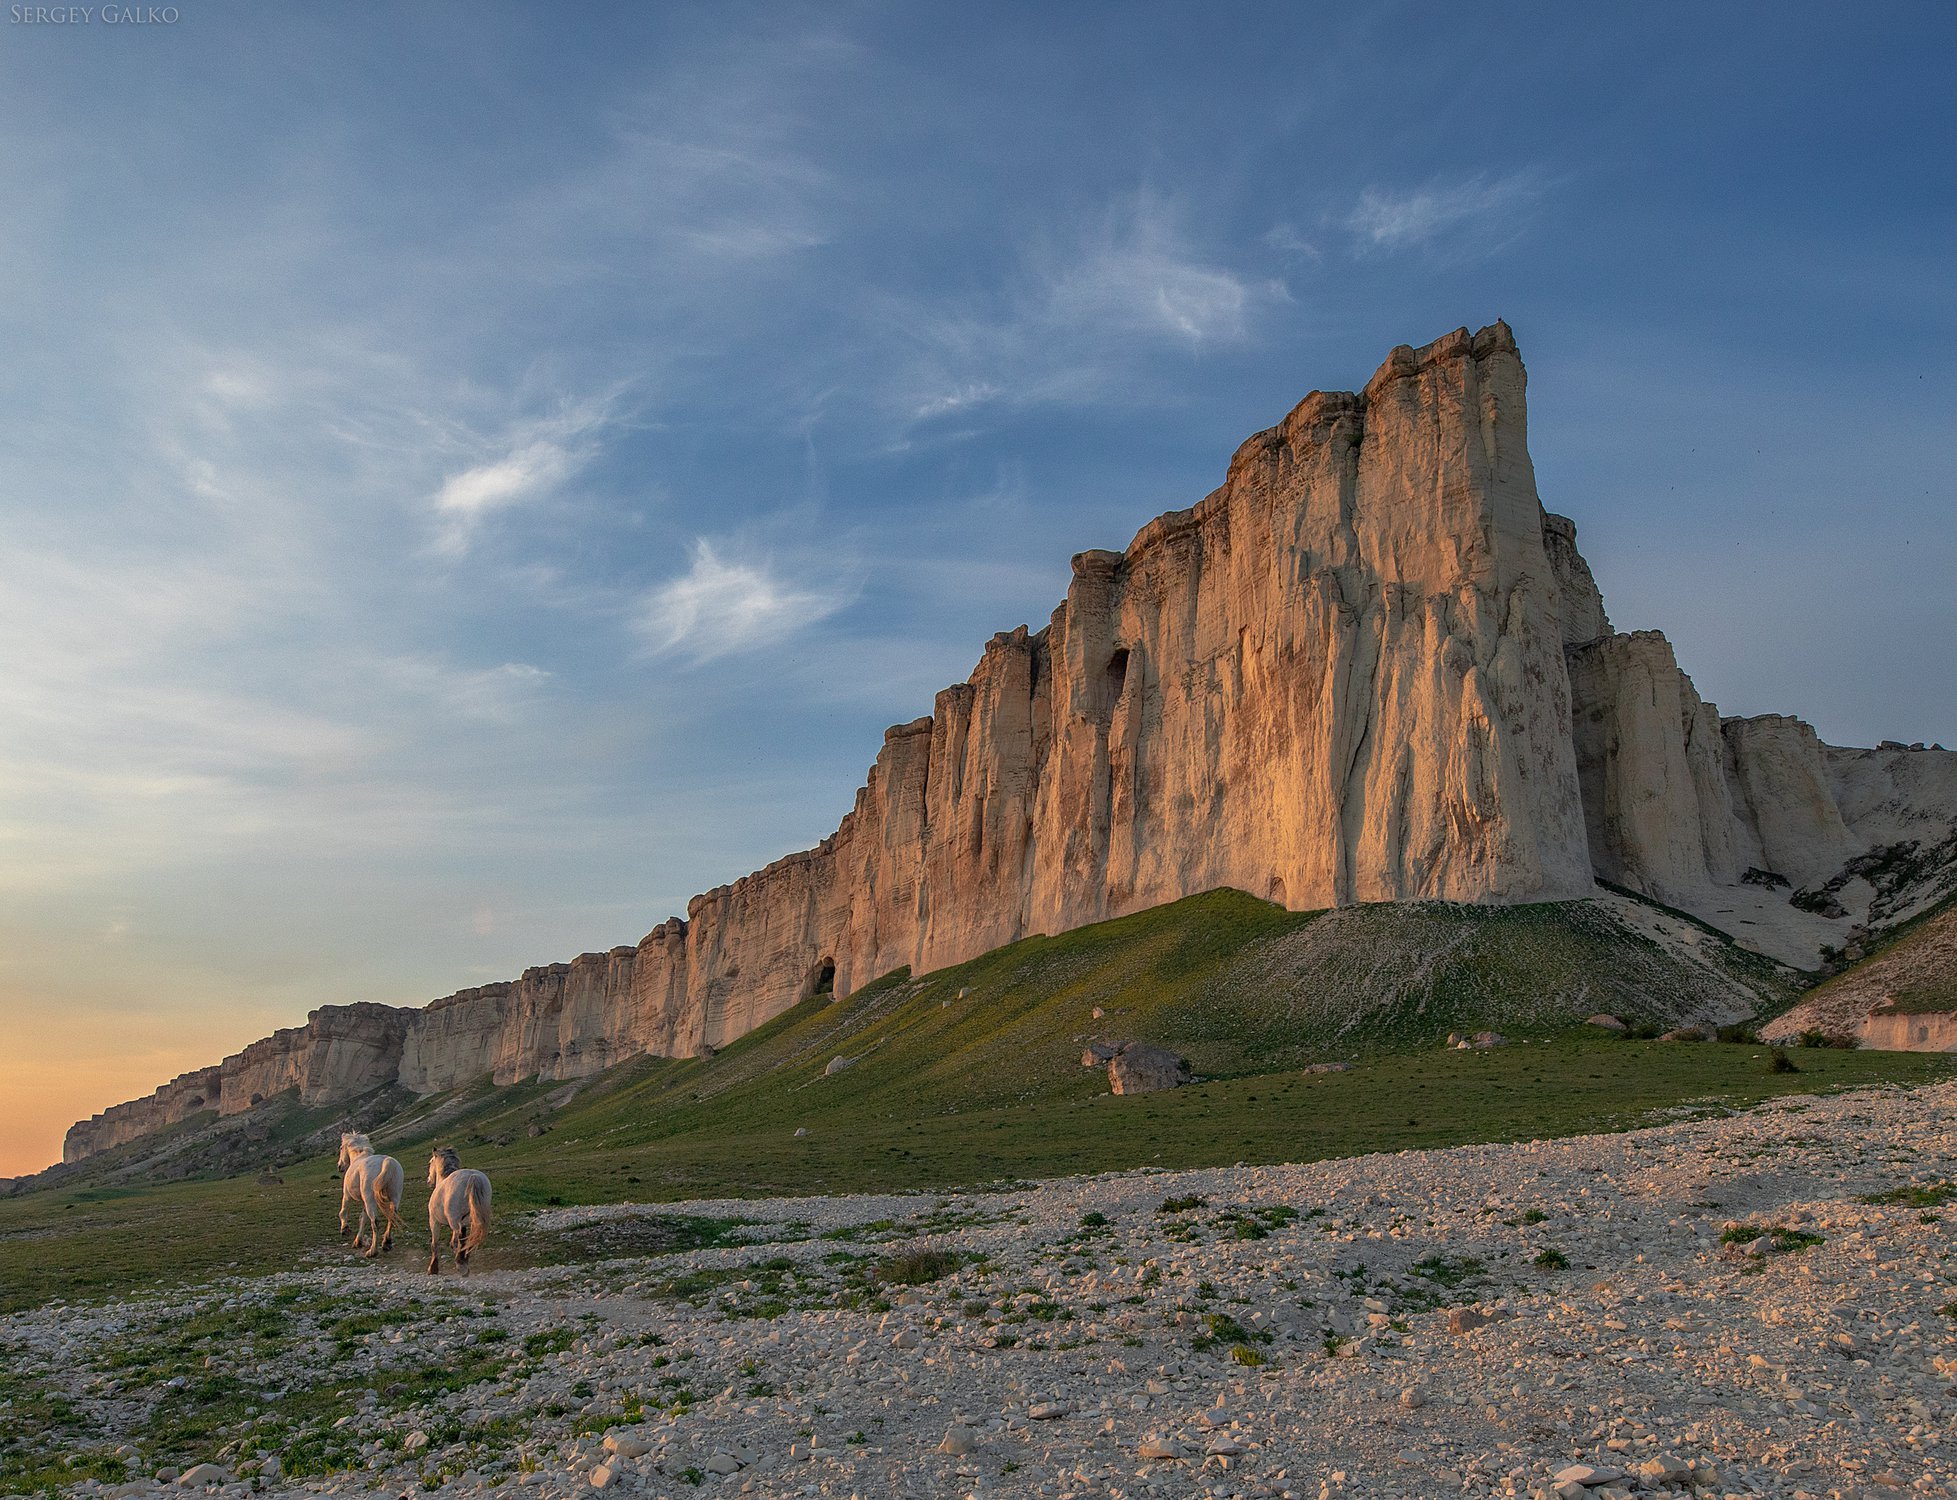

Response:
(63, 322), (1957, 1160)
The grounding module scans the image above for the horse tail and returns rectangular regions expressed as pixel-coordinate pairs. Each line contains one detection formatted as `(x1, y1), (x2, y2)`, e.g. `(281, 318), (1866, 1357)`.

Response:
(382, 1157), (404, 1214)
(377, 1157), (403, 1237)
(465, 1176), (493, 1255)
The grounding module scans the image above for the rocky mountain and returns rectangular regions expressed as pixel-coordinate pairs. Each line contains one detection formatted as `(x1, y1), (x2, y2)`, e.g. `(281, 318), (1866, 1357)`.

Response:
(62, 322), (1957, 1164)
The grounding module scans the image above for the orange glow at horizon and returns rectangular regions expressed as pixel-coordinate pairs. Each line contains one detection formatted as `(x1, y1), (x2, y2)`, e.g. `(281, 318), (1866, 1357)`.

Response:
(0, 1009), (277, 1179)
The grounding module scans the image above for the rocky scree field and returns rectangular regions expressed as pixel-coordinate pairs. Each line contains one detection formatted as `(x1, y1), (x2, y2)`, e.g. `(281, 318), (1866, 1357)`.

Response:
(6, 1082), (1957, 1500)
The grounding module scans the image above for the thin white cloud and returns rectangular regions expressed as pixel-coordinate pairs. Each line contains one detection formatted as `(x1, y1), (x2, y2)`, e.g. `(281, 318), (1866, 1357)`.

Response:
(1044, 201), (1272, 345)
(429, 395), (623, 554)
(473, 35), (847, 317)
(895, 192), (1287, 427)
(1345, 170), (1542, 254)
(912, 382), (1003, 421)
(635, 540), (851, 662)
(1040, 193), (1282, 346)
(436, 441), (575, 519)
(380, 657), (552, 725)
(1260, 222), (1320, 260)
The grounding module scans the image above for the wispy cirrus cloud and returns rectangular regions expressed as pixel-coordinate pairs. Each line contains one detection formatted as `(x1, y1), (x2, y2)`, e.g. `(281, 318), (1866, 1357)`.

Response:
(635, 539), (854, 662)
(429, 394), (627, 554)
(891, 192), (1288, 426)
(1042, 199), (1275, 344)
(1344, 169), (1543, 254)
(1260, 222), (1322, 263)
(436, 442), (577, 522)
(379, 658), (553, 726)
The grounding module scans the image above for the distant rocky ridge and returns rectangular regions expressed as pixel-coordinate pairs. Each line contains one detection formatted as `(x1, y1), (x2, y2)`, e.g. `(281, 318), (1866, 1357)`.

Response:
(63, 322), (1957, 1163)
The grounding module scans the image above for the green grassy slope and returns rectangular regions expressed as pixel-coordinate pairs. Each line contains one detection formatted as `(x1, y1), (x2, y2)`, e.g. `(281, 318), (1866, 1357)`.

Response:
(2, 1038), (1944, 1315)
(3, 888), (1931, 1313)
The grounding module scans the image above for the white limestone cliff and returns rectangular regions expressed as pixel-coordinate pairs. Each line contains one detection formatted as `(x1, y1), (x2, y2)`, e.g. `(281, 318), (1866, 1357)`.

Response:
(63, 1004), (409, 1161)
(62, 322), (1957, 1161)
(1564, 633), (1955, 965)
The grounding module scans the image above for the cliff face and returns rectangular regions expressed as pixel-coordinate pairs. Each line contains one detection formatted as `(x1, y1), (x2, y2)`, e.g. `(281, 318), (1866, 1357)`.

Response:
(452, 320), (1594, 1082)
(64, 322), (1957, 1161)
(1565, 634), (1956, 965)
(62, 1004), (409, 1162)
(62, 1064), (224, 1163)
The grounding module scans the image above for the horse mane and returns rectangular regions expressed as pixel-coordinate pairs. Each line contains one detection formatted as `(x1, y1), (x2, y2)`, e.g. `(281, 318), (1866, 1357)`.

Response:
(434, 1145), (462, 1174)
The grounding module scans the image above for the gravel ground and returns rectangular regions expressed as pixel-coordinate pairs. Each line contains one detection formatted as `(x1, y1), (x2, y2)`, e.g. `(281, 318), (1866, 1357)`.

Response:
(11, 1083), (1957, 1500)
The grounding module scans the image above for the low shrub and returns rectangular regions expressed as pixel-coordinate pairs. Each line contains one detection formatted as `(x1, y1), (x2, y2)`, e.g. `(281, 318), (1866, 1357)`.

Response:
(1621, 1022), (1662, 1041)
(873, 1249), (966, 1286)
(1717, 1024), (1761, 1044)
(1858, 1182), (1956, 1208)
(1797, 1030), (1857, 1050)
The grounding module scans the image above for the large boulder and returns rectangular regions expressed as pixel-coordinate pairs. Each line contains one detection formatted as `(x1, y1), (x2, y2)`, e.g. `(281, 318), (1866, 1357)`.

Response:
(1108, 1045), (1191, 1095)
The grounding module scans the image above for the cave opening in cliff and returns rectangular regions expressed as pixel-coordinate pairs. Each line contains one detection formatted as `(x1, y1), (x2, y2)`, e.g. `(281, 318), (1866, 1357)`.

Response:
(1105, 647), (1130, 703)
(805, 957), (837, 1000)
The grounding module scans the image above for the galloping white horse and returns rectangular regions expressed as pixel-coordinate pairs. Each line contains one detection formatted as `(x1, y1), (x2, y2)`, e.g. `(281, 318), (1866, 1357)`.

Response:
(336, 1132), (404, 1257)
(425, 1146), (492, 1274)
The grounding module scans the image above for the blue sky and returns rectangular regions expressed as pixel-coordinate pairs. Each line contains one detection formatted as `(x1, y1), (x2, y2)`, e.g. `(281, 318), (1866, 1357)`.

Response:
(3, 2), (1953, 1171)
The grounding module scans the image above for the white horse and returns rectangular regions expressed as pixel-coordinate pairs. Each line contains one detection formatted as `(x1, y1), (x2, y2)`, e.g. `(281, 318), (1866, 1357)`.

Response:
(426, 1146), (492, 1274)
(336, 1131), (404, 1257)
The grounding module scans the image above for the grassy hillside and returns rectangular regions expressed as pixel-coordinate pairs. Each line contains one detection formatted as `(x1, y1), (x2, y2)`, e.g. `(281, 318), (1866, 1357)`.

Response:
(1846, 890), (1957, 1013)
(3, 888), (1933, 1313)
(1765, 890), (1957, 1041)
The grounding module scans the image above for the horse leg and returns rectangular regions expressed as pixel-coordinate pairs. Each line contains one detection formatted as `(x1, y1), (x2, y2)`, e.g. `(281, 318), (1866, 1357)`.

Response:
(427, 1207), (441, 1274)
(339, 1187), (352, 1238)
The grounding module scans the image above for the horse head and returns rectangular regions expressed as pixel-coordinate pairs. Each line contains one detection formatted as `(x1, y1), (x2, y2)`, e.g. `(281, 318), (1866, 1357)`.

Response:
(338, 1131), (373, 1170)
(428, 1146), (461, 1184)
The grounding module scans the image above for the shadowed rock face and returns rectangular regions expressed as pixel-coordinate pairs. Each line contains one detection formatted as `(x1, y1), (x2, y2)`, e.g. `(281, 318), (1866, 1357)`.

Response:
(62, 323), (1957, 1162)
(1108, 1045), (1192, 1095)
